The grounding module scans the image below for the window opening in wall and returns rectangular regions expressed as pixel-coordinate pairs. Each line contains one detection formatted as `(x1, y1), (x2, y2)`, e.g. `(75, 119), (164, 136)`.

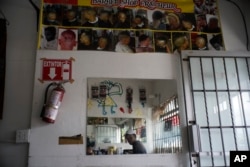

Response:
(188, 56), (250, 167)
(152, 95), (182, 153)
(95, 125), (120, 144)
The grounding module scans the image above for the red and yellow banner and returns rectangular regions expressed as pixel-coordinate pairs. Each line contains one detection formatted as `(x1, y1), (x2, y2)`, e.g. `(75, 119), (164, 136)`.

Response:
(38, 0), (224, 54)
(43, 0), (193, 12)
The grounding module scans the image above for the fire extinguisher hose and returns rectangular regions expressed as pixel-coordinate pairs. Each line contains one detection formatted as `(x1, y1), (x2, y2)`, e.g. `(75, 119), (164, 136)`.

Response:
(40, 82), (56, 117)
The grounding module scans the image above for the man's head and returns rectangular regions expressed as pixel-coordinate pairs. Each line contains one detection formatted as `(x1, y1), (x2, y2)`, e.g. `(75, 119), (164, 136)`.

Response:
(99, 11), (110, 22)
(58, 29), (77, 50)
(195, 36), (206, 49)
(44, 26), (56, 41)
(133, 15), (143, 25)
(118, 12), (127, 23)
(84, 8), (97, 21)
(208, 17), (218, 29)
(210, 34), (222, 50)
(79, 32), (91, 45)
(156, 37), (167, 48)
(167, 13), (180, 29)
(181, 14), (195, 30)
(174, 35), (189, 51)
(47, 11), (57, 21)
(118, 31), (131, 45)
(125, 129), (136, 145)
(98, 37), (108, 49)
(152, 11), (164, 21)
(66, 10), (77, 21)
(196, 14), (207, 26)
(139, 34), (150, 47)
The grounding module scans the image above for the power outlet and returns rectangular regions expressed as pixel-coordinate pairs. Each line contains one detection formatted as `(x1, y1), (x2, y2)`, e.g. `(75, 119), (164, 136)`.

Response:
(16, 129), (30, 143)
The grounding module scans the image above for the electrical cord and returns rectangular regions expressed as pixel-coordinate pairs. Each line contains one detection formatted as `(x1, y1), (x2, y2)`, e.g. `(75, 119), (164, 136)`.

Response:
(225, 0), (249, 51)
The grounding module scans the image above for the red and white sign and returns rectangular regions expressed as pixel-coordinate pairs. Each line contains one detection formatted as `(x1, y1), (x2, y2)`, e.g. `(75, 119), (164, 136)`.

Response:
(41, 58), (73, 81)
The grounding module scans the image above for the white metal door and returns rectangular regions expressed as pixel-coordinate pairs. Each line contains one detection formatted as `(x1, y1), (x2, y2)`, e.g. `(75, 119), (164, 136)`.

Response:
(181, 51), (250, 167)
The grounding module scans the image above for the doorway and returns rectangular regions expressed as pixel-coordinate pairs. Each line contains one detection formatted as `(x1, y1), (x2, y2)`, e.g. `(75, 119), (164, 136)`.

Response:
(181, 51), (250, 167)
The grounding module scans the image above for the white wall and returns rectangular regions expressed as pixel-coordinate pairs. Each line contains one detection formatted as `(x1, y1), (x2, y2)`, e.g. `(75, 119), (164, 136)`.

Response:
(0, 1), (37, 167)
(29, 51), (183, 167)
(0, 0), (250, 167)
(219, 0), (250, 51)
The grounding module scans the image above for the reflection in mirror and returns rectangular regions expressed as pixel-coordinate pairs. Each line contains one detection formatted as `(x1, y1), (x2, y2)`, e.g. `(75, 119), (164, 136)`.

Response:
(86, 78), (182, 155)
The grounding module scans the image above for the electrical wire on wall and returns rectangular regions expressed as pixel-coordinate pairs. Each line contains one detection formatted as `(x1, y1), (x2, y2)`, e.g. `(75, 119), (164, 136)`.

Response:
(225, 0), (249, 51)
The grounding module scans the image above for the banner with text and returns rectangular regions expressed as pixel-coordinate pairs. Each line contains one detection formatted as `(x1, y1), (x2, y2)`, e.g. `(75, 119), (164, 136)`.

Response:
(39, 0), (224, 54)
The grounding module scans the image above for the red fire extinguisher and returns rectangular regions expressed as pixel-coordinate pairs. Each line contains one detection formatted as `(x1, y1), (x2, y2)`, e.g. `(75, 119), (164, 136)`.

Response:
(40, 82), (66, 123)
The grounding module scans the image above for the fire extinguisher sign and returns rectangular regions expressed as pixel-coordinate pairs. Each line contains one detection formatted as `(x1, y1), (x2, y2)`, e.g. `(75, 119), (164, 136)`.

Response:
(40, 58), (74, 82)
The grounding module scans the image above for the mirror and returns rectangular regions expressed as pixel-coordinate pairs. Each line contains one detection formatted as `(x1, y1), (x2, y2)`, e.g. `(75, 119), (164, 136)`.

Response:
(86, 78), (181, 155)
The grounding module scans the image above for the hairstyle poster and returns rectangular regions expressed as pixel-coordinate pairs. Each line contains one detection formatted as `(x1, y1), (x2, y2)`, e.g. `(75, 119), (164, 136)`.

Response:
(39, 0), (224, 54)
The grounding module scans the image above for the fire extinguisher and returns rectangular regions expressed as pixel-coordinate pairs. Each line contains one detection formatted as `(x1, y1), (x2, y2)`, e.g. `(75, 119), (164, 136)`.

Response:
(40, 82), (66, 123)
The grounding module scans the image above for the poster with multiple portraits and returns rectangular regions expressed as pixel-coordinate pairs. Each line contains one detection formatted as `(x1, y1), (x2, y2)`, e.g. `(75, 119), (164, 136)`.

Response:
(39, 0), (224, 54)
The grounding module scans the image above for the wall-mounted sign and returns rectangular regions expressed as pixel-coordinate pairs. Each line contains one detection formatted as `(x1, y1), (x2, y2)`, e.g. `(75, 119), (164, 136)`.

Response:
(39, 57), (74, 82)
